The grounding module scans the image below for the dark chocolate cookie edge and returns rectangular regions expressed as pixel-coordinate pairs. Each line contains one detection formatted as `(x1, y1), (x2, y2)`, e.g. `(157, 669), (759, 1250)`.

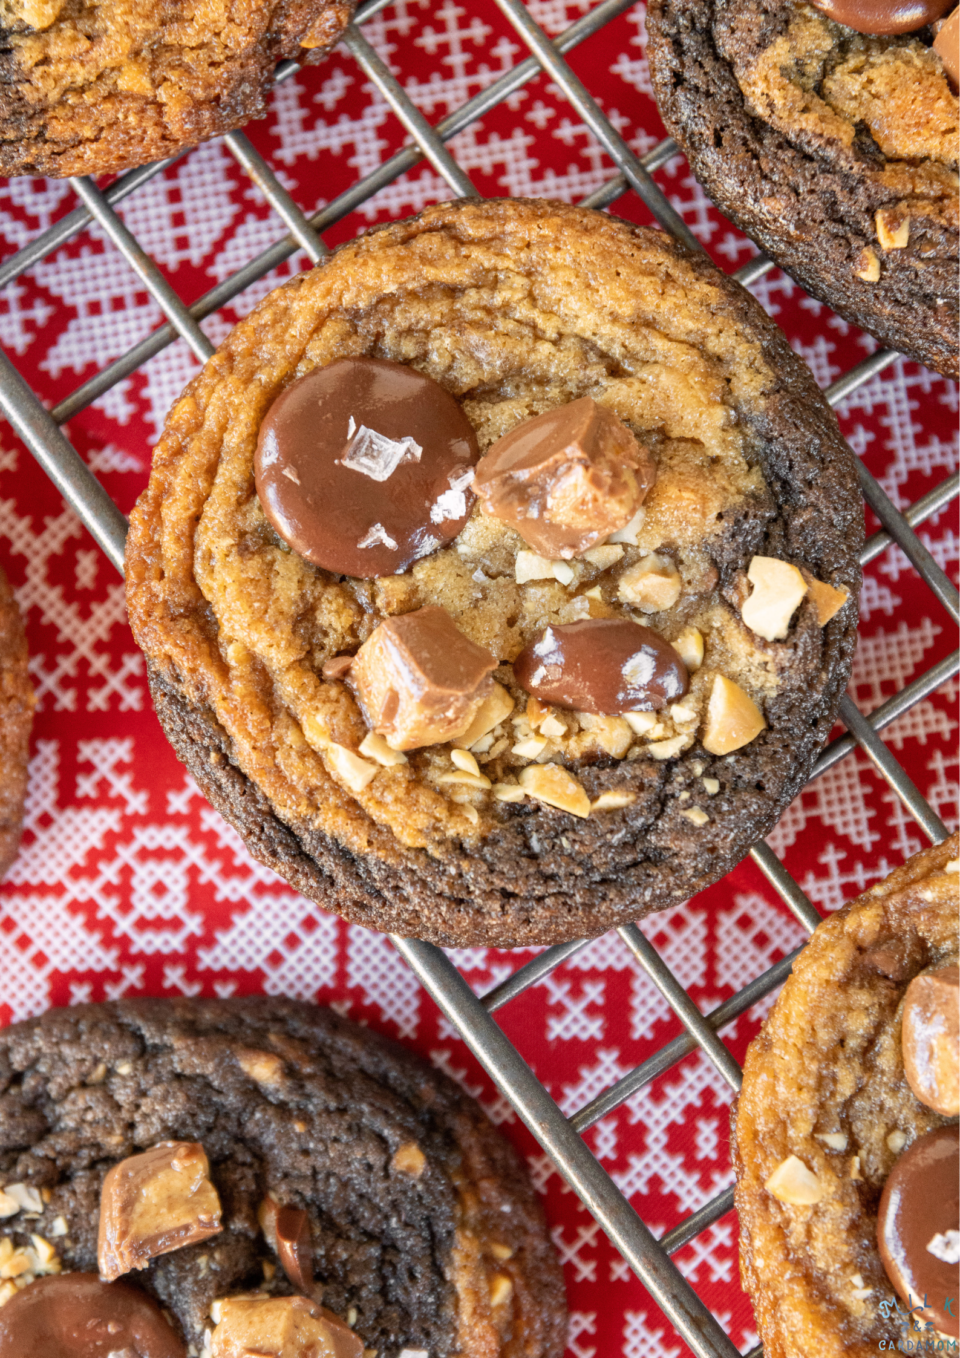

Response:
(646, 0), (960, 380)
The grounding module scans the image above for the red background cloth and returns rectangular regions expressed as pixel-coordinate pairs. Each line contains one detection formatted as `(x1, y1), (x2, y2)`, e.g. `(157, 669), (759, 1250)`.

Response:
(0, 2), (957, 1352)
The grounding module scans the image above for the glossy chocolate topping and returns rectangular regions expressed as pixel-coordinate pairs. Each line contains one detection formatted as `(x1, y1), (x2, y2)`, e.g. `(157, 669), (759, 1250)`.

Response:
(349, 606), (497, 751)
(902, 963), (960, 1116)
(934, 7), (960, 88)
(0, 1274), (185, 1358)
(513, 619), (688, 714)
(255, 357), (479, 579)
(275, 1204), (314, 1294)
(473, 397), (655, 560)
(807, 0), (954, 34)
(98, 1140), (222, 1281)
(877, 1124), (960, 1338)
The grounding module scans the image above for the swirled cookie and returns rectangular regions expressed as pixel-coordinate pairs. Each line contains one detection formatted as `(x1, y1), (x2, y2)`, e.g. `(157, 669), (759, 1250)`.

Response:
(0, 564), (32, 880)
(733, 833), (960, 1358)
(0, 0), (354, 178)
(125, 197), (862, 947)
(646, 0), (959, 378)
(0, 997), (566, 1357)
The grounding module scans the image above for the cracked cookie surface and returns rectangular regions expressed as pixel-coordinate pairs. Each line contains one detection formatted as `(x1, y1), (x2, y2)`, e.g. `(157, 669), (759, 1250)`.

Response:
(125, 197), (862, 947)
(0, 997), (566, 1357)
(646, 0), (959, 378)
(0, 0), (354, 177)
(733, 834), (960, 1358)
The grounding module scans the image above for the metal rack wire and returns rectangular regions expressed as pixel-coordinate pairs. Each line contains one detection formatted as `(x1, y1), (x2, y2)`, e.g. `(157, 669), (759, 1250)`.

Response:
(0, 0), (956, 1352)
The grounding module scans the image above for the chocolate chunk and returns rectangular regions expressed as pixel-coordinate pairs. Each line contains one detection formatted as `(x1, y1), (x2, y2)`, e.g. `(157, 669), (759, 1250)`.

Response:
(902, 963), (959, 1116)
(321, 655), (354, 682)
(97, 1141), (222, 1281)
(877, 1124), (960, 1338)
(513, 619), (688, 714)
(349, 606), (497, 751)
(255, 357), (478, 579)
(807, 0), (953, 32)
(0, 1274), (185, 1358)
(210, 1296), (363, 1358)
(276, 1205), (314, 1294)
(473, 397), (655, 559)
(935, 7), (959, 88)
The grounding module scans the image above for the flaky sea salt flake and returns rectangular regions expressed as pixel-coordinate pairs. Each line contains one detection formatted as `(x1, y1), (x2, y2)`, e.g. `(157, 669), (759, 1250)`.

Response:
(430, 467), (475, 523)
(928, 1229), (960, 1263)
(357, 523), (398, 551)
(342, 425), (422, 482)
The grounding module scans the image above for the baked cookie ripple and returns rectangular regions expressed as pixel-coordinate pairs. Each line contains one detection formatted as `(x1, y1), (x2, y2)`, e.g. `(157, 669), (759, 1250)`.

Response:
(0, 564), (32, 880)
(647, 0), (960, 378)
(125, 198), (863, 947)
(0, 997), (566, 1356)
(0, 0), (354, 178)
(733, 834), (960, 1358)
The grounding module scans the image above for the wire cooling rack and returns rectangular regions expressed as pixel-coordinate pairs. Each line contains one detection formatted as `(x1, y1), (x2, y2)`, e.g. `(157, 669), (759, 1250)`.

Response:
(0, 0), (956, 1353)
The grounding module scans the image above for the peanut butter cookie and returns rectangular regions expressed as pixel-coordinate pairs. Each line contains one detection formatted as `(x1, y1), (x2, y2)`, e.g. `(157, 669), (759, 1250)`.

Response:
(647, 0), (960, 378)
(0, 997), (566, 1357)
(0, 564), (32, 880)
(125, 198), (862, 947)
(733, 833), (960, 1358)
(0, 0), (354, 178)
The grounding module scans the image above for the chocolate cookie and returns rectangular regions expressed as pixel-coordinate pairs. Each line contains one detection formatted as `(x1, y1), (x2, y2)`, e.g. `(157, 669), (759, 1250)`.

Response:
(0, 997), (566, 1357)
(0, 564), (32, 880)
(125, 197), (862, 948)
(646, 0), (959, 379)
(733, 833), (960, 1358)
(0, 0), (354, 178)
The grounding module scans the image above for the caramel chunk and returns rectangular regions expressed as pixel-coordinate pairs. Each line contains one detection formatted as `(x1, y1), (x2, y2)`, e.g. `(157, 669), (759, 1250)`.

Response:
(211, 1296), (363, 1358)
(877, 1125), (959, 1339)
(902, 963), (959, 1115)
(473, 397), (655, 559)
(513, 618), (688, 714)
(349, 607), (497, 751)
(97, 1141), (222, 1282)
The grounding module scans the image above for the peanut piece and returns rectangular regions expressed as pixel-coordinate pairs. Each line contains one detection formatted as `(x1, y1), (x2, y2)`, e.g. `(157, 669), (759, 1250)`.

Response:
(452, 682), (515, 750)
(618, 553), (682, 613)
(875, 208), (909, 251)
(327, 744), (378, 794)
(518, 765), (590, 818)
(765, 1155), (824, 1206)
(702, 676), (766, 755)
(741, 556), (808, 642)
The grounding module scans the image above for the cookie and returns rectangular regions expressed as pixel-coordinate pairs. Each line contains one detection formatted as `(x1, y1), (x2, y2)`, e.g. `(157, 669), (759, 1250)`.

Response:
(0, 0), (354, 178)
(125, 197), (862, 948)
(0, 997), (566, 1357)
(646, 0), (960, 379)
(733, 833), (960, 1358)
(0, 564), (32, 880)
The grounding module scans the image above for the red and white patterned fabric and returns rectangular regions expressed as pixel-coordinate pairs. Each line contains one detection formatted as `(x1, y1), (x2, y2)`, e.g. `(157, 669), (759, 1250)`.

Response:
(0, 2), (956, 1353)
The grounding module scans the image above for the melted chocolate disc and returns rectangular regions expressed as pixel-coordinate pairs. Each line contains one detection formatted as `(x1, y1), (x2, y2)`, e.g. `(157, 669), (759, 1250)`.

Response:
(808, 0), (953, 34)
(255, 357), (479, 579)
(877, 1124), (959, 1338)
(0, 1274), (185, 1358)
(513, 619), (688, 714)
